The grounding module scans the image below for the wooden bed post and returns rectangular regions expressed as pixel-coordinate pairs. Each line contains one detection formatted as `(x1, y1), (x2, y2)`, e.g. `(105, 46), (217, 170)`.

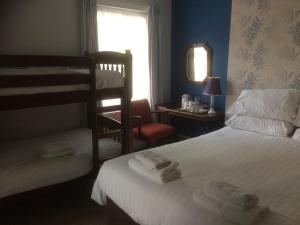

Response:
(89, 59), (99, 172)
(122, 50), (133, 154)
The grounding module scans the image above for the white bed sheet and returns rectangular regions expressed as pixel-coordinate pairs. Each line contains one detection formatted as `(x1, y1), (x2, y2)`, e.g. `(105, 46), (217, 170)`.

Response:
(92, 127), (300, 225)
(0, 68), (124, 96)
(0, 128), (94, 199)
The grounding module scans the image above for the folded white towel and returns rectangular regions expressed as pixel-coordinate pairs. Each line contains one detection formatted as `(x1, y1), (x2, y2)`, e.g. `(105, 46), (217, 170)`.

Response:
(193, 188), (221, 214)
(42, 142), (73, 153)
(193, 188), (269, 225)
(134, 151), (171, 170)
(128, 158), (181, 183)
(222, 204), (269, 225)
(205, 181), (259, 210)
(157, 162), (179, 176)
(41, 148), (75, 159)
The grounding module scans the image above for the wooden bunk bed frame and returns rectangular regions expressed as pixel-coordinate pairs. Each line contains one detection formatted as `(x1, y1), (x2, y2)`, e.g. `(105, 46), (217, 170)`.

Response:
(0, 52), (133, 209)
(91, 51), (133, 155)
(0, 54), (98, 207)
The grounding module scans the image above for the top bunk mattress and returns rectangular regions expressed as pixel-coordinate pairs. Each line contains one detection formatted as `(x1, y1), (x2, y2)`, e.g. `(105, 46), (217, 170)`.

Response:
(92, 127), (300, 225)
(0, 68), (124, 96)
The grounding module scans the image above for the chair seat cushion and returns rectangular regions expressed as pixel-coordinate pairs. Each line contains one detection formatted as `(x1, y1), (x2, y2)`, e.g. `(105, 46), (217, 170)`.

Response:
(132, 123), (176, 145)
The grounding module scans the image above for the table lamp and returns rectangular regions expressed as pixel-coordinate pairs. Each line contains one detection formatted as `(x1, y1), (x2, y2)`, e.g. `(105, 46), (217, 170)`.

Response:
(203, 77), (222, 114)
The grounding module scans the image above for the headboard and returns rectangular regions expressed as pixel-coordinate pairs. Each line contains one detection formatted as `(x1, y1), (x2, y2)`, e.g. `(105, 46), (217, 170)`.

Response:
(227, 0), (300, 109)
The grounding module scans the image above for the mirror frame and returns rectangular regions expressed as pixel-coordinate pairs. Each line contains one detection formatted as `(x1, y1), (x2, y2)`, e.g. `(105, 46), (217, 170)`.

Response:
(186, 43), (212, 85)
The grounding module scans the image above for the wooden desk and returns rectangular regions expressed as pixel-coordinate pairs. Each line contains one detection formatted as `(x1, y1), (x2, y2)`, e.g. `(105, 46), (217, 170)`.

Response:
(156, 105), (224, 133)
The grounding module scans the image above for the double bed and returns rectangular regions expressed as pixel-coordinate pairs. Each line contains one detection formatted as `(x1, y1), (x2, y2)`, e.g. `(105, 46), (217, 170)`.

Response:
(92, 103), (300, 225)
(92, 127), (299, 225)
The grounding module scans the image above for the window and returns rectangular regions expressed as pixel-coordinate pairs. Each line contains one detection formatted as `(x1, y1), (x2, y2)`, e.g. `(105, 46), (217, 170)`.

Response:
(97, 5), (150, 106)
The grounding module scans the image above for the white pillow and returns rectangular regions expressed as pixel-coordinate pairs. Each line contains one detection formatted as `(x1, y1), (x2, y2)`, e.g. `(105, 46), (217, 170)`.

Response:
(226, 115), (295, 137)
(292, 129), (300, 140)
(227, 89), (300, 123)
(294, 106), (300, 127)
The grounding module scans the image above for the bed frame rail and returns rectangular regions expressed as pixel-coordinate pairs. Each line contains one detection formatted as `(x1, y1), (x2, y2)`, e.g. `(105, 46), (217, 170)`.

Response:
(0, 74), (90, 88)
(0, 55), (92, 67)
(107, 198), (139, 225)
(90, 51), (131, 65)
(0, 91), (90, 111)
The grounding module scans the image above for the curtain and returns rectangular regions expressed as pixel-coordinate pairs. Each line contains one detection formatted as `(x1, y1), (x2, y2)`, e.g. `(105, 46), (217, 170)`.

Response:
(81, 0), (98, 55)
(148, 6), (160, 109)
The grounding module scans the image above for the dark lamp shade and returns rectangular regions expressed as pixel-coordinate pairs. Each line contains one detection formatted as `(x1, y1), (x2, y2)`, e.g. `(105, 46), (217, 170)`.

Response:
(203, 77), (222, 96)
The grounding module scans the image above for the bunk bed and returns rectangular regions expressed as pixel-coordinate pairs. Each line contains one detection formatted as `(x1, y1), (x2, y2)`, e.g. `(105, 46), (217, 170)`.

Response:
(0, 51), (133, 203)
(0, 54), (98, 202)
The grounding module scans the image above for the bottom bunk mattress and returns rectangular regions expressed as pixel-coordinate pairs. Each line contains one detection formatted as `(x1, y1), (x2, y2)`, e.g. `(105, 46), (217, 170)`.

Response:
(0, 128), (93, 199)
(92, 127), (300, 225)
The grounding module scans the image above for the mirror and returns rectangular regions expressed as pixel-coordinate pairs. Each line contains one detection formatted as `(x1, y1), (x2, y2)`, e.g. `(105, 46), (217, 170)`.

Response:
(186, 43), (212, 84)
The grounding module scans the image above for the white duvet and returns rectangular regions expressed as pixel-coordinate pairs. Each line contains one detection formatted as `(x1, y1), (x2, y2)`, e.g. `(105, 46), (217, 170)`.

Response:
(92, 127), (300, 225)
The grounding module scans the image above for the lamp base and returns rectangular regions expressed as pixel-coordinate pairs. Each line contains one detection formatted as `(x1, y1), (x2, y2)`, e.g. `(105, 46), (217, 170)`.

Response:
(208, 95), (216, 114)
(208, 107), (216, 114)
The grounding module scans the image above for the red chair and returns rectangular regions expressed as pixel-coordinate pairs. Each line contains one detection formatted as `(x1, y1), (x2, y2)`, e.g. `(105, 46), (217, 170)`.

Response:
(104, 99), (176, 147)
(130, 99), (176, 146)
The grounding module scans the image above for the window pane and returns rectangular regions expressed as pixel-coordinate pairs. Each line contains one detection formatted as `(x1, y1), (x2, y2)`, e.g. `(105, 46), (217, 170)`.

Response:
(102, 98), (121, 107)
(97, 5), (150, 106)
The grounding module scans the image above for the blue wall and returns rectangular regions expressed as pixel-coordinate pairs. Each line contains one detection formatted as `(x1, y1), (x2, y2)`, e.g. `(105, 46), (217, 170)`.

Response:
(171, 0), (232, 136)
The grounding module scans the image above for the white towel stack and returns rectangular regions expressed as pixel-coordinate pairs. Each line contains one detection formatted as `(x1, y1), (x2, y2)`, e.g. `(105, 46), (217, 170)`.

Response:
(194, 181), (269, 225)
(41, 142), (75, 159)
(128, 151), (181, 183)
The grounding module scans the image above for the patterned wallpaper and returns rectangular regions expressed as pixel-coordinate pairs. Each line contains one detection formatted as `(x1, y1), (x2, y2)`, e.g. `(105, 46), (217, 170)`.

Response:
(227, 0), (300, 108)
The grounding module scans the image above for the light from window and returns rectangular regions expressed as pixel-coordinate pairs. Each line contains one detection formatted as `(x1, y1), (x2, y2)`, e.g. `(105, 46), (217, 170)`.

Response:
(102, 98), (120, 107)
(97, 5), (150, 106)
